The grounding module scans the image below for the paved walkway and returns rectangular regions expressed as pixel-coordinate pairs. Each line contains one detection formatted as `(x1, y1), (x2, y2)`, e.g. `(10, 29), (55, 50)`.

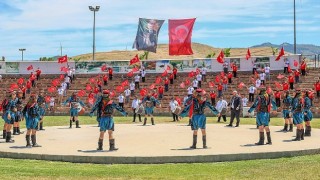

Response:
(0, 124), (319, 163)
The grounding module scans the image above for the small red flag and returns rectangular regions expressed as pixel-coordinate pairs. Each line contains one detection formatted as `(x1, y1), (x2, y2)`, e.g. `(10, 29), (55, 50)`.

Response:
(277, 74), (285, 79)
(132, 67), (139, 72)
(188, 71), (195, 78)
(89, 78), (96, 83)
(288, 66), (292, 73)
(45, 96), (51, 103)
(27, 65), (33, 71)
(246, 48), (251, 60)
(48, 86), (56, 93)
(149, 84), (156, 90)
(129, 54), (140, 65)
(88, 97), (94, 105)
(60, 66), (68, 73)
(121, 80), (129, 87)
(162, 70), (168, 77)
(101, 64), (107, 71)
(78, 90), (86, 97)
(127, 71), (134, 77)
(196, 68), (200, 75)
(58, 55), (68, 63)
(238, 82), (245, 89)
(180, 82), (185, 88)
(275, 81), (282, 89)
(209, 81), (215, 88)
(166, 65), (171, 71)
(52, 79), (60, 87)
(10, 83), (19, 89)
(275, 47), (285, 61)
(86, 84), (92, 91)
(116, 85), (124, 93)
(110, 90), (116, 98)
(17, 78), (24, 85)
(140, 88), (148, 96)
(215, 76), (220, 83)
(59, 74), (65, 80)
(175, 97), (182, 106)
(216, 50), (224, 64)
(155, 76), (162, 84)
(293, 60), (298, 67)
(185, 79), (190, 86)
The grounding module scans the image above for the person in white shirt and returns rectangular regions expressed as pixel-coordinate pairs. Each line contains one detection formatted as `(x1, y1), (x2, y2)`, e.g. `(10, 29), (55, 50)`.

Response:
(118, 94), (125, 109)
(264, 65), (270, 80)
(216, 96), (228, 122)
(187, 86), (194, 96)
(134, 74), (140, 89)
(192, 79), (198, 90)
(196, 74), (202, 88)
(71, 67), (76, 80)
(124, 88), (131, 103)
(141, 70), (146, 82)
(248, 85), (256, 102)
(131, 96), (141, 122)
(50, 97), (55, 111)
(255, 79), (261, 88)
(252, 61), (257, 74)
(169, 97), (179, 122)
(242, 96), (248, 107)
(64, 76), (70, 89)
(201, 67), (207, 82)
(223, 61), (229, 73)
(57, 87), (64, 104)
(259, 72), (266, 85)
(67, 68), (73, 83)
(61, 82), (67, 96)
(129, 81), (135, 96)
(284, 58), (290, 74)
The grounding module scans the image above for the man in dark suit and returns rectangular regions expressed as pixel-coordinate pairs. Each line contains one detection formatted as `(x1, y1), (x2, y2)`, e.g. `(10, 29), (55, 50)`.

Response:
(227, 90), (242, 127)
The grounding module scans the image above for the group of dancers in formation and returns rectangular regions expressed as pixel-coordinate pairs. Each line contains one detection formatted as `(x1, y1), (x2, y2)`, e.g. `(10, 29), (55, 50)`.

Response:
(1, 83), (313, 151)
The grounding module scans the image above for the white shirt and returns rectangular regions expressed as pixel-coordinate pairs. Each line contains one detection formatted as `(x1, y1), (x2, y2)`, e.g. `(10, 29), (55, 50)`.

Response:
(253, 63), (257, 68)
(141, 71), (146, 77)
(67, 70), (72, 76)
(248, 86), (256, 94)
(130, 83), (135, 90)
(216, 99), (228, 112)
(192, 80), (198, 87)
(196, 74), (202, 81)
(58, 88), (64, 95)
(118, 95), (124, 103)
(285, 60), (289, 67)
(259, 73), (265, 80)
(265, 67), (270, 73)
(131, 99), (140, 109)
(134, 75), (140, 82)
(64, 76), (70, 83)
(61, 82), (67, 90)
(169, 100), (179, 111)
(124, 89), (131, 97)
(242, 98), (248, 107)
(183, 96), (189, 106)
(187, 87), (194, 95)
(223, 62), (229, 68)
(201, 67), (207, 75)
(50, 97), (55, 106)
(255, 79), (261, 88)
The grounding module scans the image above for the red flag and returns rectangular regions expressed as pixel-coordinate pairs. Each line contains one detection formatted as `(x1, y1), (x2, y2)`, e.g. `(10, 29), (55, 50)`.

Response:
(86, 84), (92, 91)
(175, 97), (182, 106)
(89, 78), (96, 83)
(216, 50), (224, 64)
(121, 80), (129, 87)
(246, 48), (251, 60)
(275, 81), (282, 89)
(166, 65), (171, 71)
(60, 66), (68, 73)
(196, 68), (200, 75)
(88, 97), (94, 105)
(267, 87), (273, 94)
(132, 67), (139, 72)
(101, 64), (107, 71)
(140, 88), (148, 96)
(129, 54), (140, 65)
(58, 55), (68, 63)
(185, 79), (190, 86)
(209, 81), (215, 88)
(155, 76), (162, 84)
(127, 71), (134, 77)
(188, 71), (195, 78)
(59, 74), (65, 80)
(78, 90), (86, 97)
(110, 90), (116, 98)
(52, 79), (60, 87)
(48, 86), (56, 93)
(293, 60), (298, 67)
(162, 70), (168, 77)
(149, 84), (156, 89)
(215, 76), (220, 83)
(169, 18), (196, 55)
(10, 83), (19, 89)
(116, 85), (124, 93)
(238, 82), (245, 89)
(220, 71), (225, 77)
(45, 96), (51, 103)
(27, 65), (33, 71)
(180, 82), (185, 88)
(275, 47), (285, 61)
(277, 74), (285, 79)
(17, 78), (24, 85)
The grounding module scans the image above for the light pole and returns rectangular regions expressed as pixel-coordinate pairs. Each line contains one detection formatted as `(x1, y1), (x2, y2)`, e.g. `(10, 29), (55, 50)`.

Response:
(89, 5), (100, 61)
(19, 48), (26, 61)
(294, 0), (296, 54)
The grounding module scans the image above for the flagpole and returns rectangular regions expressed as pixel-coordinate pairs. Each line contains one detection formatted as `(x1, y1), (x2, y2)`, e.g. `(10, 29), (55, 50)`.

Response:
(89, 6), (100, 61)
(294, 0), (297, 54)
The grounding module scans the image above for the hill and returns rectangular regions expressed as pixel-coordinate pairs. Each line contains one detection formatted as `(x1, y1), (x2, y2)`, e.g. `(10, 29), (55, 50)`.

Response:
(72, 43), (276, 61)
(252, 42), (320, 55)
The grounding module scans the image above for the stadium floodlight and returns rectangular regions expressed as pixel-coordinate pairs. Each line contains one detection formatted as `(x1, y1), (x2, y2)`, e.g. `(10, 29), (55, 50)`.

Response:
(89, 6), (100, 61)
(19, 48), (26, 61)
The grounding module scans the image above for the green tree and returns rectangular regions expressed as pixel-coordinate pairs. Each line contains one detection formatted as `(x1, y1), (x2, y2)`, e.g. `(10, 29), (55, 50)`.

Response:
(224, 48), (231, 57)
(139, 51), (149, 60)
(271, 47), (278, 55)
(206, 52), (216, 58)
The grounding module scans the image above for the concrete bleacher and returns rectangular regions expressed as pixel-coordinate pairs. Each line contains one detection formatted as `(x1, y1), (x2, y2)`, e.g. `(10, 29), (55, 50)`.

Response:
(1, 69), (319, 116)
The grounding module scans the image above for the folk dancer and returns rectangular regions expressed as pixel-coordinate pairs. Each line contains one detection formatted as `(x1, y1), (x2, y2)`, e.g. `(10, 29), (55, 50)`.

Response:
(140, 92), (161, 125)
(281, 91), (293, 132)
(63, 92), (85, 128)
(304, 91), (313, 136)
(291, 88), (305, 141)
(90, 90), (127, 151)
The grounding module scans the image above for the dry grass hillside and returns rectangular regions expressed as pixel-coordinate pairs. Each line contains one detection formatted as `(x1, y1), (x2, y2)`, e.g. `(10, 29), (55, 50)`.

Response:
(73, 43), (283, 61)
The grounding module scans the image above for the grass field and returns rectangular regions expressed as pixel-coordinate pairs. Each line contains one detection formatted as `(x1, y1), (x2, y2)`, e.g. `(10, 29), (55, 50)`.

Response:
(1, 116), (320, 179)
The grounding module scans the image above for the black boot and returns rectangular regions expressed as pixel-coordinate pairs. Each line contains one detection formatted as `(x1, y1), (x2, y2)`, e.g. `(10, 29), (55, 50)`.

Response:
(143, 118), (147, 126)
(6, 132), (14, 143)
(109, 139), (118, 151)
(187, 119), (192, 126)
(301, 129), (304, 140)
(281, 124), (288, 132)
(255, 132), (264, 145)
(76, 121), (81, 128)
(17, 127), (21, 134)
(190, 135), (197, 149)
(292, 129), (301, 141)
(289, 124), (293, 132)
(151, 118), (155, 125)
(13, 127), (18, 135)
(202, 135), (207, 148)
(69, 120), (72, 128)
(26, 135), (31, 148)
(97, 139), (103, 151)
(139, 115), (142, 122)
(266, 132), (272, 145)
(31, 134), (41, 147)
(305, 126), (311, 136)
(39, 122), (45, 130)
(2, 130), (6, 139)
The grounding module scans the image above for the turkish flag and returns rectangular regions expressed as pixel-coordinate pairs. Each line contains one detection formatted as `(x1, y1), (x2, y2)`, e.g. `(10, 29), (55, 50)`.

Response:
(10, 83), (19, 89)
(169, 18), (196, 55)
(86, 84), (92, 91)
(127, 71), (134, 77)
(27, 65), (33, 71)
(275, 81), (282, 89)
(129, 54), (140, 65)
(132, 67), (139, 72)
(175, 97), (182, 106)
(140, 88), (148, 96)
(188, 71), (195, 78)
(185, 79), (190, 86)
(45, 96), (51, 103)
(89, 78), (96, 83)
(60, 66), (68, 73)
(78, 90), (86, 97)
(17, 78), (24, 85)
(246, 48), (251, 60)
(180, 82), (185, 88)
(149, 84), (156, 90)
(216, 50), (224, 64)
(238, 82), (245, 89)
(220, 71), (225, 77)
(209, 81), (215, 88)
(275, 47), (285, 61)
(58, 55), (68, 63)
(121, 80), (129, 87)
(196, 68), (200, 75)
(166, 65), (171, 71)
(52, 79), (60, 87)
(277, 74), (285, 79)
(48, 86), (56, 93)
(162, 70), (168, 77)
(110, 90), (116, 98)
(293, 60), (299, 67)
(155, 76), (162, 84)
(288, 66), (292, 73)
(215, 76), (220, 83)
(116, 85), (124, 93)
(101, 64), (107, 71)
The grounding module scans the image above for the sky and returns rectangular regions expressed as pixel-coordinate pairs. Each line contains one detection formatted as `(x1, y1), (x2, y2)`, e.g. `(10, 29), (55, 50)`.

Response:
(0, 0), (319, 60)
